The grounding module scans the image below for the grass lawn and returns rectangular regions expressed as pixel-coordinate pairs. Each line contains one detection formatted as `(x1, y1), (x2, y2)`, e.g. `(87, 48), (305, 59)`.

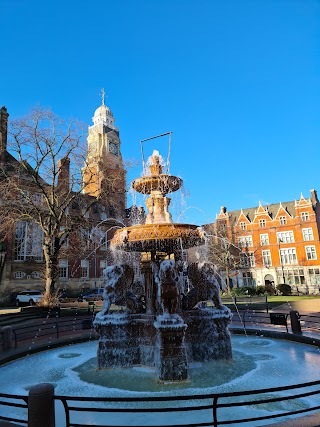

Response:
(221, 294), (320, 311)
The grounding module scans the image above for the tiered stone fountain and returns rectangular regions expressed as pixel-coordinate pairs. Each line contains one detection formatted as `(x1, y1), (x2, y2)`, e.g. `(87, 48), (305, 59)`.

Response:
(94, 150), (232, 381)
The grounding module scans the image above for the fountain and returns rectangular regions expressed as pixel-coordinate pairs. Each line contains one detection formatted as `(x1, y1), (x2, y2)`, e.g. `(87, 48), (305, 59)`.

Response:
(93, 148), (232, 381)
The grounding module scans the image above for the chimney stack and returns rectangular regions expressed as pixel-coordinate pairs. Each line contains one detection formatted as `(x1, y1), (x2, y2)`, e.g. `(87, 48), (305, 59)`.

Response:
(57, 157), (70, 192)
(0, 106), (9, 153)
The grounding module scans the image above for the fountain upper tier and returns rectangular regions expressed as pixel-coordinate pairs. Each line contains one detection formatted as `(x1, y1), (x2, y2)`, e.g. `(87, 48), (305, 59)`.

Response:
(132, 150), (182, 195)
(111, 149), (205, 253)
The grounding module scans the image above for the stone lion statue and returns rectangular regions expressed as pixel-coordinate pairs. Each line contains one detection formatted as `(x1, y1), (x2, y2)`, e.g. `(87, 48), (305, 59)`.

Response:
(182, 261), (223, 310)
(154, 260), (180, 315)
(100, 264), (134, 314)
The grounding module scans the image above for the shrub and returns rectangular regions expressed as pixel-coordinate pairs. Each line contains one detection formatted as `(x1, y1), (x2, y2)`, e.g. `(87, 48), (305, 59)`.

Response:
(256, 286), (267, 295)
(277, 283), (292, 296)
(231, 286), (256, 296)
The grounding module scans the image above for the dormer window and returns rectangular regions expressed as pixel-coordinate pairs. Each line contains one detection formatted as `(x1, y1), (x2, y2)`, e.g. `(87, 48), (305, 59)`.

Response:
(240, 222), (246, 230)
(301, 212), (310, 221)
(279, 216), (286, 225)
(259, 219), (266, 228)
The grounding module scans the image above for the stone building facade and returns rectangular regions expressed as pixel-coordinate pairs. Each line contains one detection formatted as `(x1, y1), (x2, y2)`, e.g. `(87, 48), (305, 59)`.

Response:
(0, 101), (134, 303)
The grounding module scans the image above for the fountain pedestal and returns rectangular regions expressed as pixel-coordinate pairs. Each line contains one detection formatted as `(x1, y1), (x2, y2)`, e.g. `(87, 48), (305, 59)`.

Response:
(183, 307), (232, 362)
(154, 314), (188, 382)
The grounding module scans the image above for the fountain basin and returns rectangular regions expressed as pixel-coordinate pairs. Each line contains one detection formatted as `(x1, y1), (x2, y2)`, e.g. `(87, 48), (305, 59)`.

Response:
(111, 223), (205, 252)
(1, 334), (320, 426)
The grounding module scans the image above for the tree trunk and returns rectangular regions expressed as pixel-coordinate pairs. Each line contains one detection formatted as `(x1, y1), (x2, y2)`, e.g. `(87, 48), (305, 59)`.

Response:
(43, 238), (58, 304)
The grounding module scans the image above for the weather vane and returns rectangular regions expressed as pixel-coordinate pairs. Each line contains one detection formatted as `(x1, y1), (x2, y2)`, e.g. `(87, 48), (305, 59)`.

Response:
(100, 88), (107, 105)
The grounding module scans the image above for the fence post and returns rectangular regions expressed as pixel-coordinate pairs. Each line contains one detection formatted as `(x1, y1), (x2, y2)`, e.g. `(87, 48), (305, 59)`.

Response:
(2, 326), (13, 350)
(28, 383), (55, 427)
(290, 310), (302, 335)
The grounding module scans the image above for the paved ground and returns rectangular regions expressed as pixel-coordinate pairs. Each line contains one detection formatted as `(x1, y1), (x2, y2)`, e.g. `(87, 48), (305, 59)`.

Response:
(272, 298), (320, 314)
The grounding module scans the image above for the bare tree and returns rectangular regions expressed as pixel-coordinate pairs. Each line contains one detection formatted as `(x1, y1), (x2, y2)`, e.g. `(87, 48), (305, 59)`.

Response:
(0, 107), (115, 305)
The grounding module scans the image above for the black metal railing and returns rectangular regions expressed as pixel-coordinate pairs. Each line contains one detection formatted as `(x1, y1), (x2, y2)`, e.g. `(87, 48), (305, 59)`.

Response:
(1, 310), (319, 351)
(53, 379), (320, 427)
(0, 379), (319, 427)
(0, 392), (28, 425)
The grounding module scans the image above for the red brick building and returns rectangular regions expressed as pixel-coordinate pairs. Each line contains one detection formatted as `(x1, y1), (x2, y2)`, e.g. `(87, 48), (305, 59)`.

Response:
(210, 191), (320, 294)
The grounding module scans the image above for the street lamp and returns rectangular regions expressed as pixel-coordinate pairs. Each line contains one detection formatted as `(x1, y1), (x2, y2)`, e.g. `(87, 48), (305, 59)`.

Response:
(278, 238), (286, 284)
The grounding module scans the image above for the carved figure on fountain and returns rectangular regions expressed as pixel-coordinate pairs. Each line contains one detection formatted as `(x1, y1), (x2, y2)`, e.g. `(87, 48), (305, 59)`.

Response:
(154, 260), (180, 315)
(182, 262), (223, 310)
(97, 264), (134, 316)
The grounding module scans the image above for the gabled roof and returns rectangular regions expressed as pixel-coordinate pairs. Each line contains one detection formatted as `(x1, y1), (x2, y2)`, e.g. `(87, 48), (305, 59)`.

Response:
(227, 200), (296, 224)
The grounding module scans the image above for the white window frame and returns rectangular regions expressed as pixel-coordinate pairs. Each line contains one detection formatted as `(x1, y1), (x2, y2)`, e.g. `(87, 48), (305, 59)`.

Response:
(13, 271), (26, 279)
(301, 212), (310, 221)
(262, 250), (272, 267)
(238, 236), (253, 248)
(277, 231), (294, 243)
(239, 222), (247, 230)
(100, 260), (108, 277)
(305, 246), (317, 260)
(259, 219), (266, 228)
(280, 248), (297, 265)
(59, 259), (68, 280)
(279, 216), (287, 225)
(260, 234), (269, 246)
(302, 228), (313, 241)
(80, 259), (89, 278)
(14, 221), (43, 261)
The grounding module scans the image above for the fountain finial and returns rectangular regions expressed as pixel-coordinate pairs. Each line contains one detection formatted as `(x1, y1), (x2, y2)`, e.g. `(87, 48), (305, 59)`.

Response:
(149, 150), (163, 175)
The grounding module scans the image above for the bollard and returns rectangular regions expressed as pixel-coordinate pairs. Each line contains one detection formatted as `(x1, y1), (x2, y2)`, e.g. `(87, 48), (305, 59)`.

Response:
(290, 310), (302, 335)
(28, 383), (55, 427)
(2, 326), (13, 350)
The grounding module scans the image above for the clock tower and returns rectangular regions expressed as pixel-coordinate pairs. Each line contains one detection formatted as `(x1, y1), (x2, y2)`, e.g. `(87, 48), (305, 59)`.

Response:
(82, 95), (126, 221)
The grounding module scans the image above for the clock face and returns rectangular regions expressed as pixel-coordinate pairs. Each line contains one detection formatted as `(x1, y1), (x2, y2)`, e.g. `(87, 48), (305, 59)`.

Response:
(109, 141), (118, 155)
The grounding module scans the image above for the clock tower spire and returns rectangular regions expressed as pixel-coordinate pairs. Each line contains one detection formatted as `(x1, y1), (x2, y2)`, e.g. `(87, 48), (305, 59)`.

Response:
(82, 94), (126, 221)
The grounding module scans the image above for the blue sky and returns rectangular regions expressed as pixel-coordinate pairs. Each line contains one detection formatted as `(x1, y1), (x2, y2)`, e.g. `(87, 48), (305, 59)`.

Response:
(1, 0), (320, 225)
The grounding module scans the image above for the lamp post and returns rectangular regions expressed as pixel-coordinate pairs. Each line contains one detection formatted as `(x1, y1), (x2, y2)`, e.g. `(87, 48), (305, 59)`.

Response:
(278, 238), (286, 284)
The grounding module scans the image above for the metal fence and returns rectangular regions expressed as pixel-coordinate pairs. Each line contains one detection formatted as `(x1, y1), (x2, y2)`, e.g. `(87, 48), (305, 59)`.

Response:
(1, 379), (320, 427)
(0, 310), (319, 426)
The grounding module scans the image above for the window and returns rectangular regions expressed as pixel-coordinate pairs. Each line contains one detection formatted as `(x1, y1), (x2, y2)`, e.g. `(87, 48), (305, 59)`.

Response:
(31, 271), (41, 279)
(240, 253), (249, 268)
(279, 216), (287, 225)
(262, 250), (272, 267)
(248, 252), (255, 267)
(301, 212), (310, 221)
(260, 234), (269, 246)
(100, 231), (109, 250)
(302, 228), (313, 241)
(243, 272), (254, 287)
(100, 260), (108, 277)
(259, 219), (266, 228)
(13, 271), (26, 279)
(309, 268), (320, 285)
(59, 259), (68, 280)
(240, 252), (255, 268)
(239, 222), (247, 230)
(80, 259), (89, 278)
(305, 246), (317, 260)
(280, 248), (297, 265)
(238, 236), (253, 248)
(14, 221), (43, 261)
(277, 231), (294, 243)
(281, 268), (305, 286)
